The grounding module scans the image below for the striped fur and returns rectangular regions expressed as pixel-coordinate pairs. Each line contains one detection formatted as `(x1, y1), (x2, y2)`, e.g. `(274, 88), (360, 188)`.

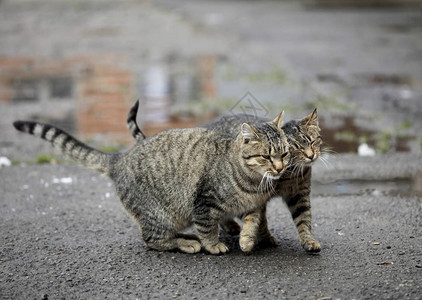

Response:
(204, 110), (322, 253)
(13, 121), (112, 174)
(126, 99), (145, 141)
(14, 115), (290, 255)
(126, 101), (322, 252)
(125, 102), (322, 252)
(126, 101), (292, 252)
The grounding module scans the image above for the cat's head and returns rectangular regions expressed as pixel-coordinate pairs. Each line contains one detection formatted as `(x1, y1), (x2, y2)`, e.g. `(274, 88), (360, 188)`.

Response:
(238, 112), (291, 180)
(283, 109), (322, 167)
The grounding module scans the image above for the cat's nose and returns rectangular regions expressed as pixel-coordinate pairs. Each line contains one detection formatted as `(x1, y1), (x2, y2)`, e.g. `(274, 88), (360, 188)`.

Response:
(305, 152), (314, 160)
(274, 161), (284, 173)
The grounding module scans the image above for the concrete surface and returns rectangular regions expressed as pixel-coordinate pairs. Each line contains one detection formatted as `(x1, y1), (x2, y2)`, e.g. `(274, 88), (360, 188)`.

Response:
(1, 1), (421, 298)
(1, 154), (421, 299)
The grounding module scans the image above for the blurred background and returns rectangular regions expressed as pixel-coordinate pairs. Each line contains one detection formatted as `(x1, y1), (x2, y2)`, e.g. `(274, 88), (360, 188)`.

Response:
(1, 0), (422, 162)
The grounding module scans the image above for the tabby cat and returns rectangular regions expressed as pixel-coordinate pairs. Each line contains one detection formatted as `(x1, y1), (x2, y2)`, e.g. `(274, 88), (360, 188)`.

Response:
(13, 113), (290, 254)
(127, 100), (322, 253)
(206, 111), (323, 253)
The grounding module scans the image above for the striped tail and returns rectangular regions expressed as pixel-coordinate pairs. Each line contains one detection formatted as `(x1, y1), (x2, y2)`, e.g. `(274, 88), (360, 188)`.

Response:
(13, 121), (113, 175)
(126, 99), (146, 141)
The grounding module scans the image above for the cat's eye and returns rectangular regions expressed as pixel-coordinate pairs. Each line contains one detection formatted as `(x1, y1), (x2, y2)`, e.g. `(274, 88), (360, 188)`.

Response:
(281, 152), (288, 158)
(261, 155), (271, 160)
(312, 137), (322, 146)
(304, 136), (311, 143)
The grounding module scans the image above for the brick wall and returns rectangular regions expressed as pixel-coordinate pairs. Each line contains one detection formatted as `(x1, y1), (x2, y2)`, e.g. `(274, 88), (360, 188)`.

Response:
(76, 58), (134, 143)
(0, 55), (135, 144)
(0, 53), (220, 144)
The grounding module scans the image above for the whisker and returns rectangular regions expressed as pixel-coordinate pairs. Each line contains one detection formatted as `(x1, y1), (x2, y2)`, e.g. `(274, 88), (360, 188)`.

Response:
(320, 153), (333, 169)
(300, 164), (304, 179)
(318, 156), (330, 170)
(298, 162), (304, 179)
(293, 163), (302, 188)
(291, 162), (300, 178)
(267, 174), (276, 195)
(269, 175), (275, 194)
(258, 174), (266, 195)
(321, 147), (338, 155)
(264, 175), (269, 195)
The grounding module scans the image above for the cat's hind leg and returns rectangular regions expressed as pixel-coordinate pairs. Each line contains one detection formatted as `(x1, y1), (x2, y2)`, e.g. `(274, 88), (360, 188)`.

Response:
(175, 233), (202, 254)
(144, 236), (201, 254)
(193, 197), (229, 255)
(133, 212), (201, 254)
(194, 221), (229, 255)
(140, 224), (201, 254)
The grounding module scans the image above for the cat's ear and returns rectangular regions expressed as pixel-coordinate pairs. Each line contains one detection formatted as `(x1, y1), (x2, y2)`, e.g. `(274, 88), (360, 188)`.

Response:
(272, 111), (284, 130)
(241, 123), (259, 144)
(301, 108), (318, 127)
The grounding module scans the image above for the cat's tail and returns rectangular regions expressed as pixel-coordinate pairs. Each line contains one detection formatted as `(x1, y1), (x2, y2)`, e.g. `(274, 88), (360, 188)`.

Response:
(127, 99), (146, 141)
(13, 121), (114, 175)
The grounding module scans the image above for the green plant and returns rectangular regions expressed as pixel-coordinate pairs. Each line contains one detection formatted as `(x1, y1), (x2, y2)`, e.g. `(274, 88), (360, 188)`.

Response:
(418, 137), (422, 153)
(36, 154), (55, 164)
(245, 67), (289, 85)
(305, 94), (353, 112)
(375, 131), (392, 153)
(334, 131), (357, 143)
(395, 120), (412, 131)
(99, 145), (122, 153)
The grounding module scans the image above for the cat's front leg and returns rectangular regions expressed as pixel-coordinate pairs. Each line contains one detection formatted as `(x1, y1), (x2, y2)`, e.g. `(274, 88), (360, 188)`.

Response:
(240, 206), (278, 253)
(194, 221), (229, 255)
(283, 184), (321, 253)
(239, 210), (259, 253)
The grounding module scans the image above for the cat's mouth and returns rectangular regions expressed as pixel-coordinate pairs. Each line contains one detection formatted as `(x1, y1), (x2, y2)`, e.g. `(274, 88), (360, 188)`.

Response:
(266, 174), (282, 180)
(305, 157), (319, 166)
(305, 160), (315, 166)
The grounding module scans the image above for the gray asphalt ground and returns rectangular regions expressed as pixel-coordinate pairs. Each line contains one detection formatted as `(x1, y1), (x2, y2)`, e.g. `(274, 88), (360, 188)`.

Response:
(1, 0), (422, 299)
(1, 154), (421, 299)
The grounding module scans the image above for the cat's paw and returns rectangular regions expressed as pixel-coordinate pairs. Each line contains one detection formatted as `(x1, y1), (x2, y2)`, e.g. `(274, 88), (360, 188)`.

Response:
(258, 235), (279, 248)
(205, 242), (229, 255)
(302, 239), (321, 253)
(220, 219), (241, 236)
(178, 239), (202, 254)
(239, 235), (256, 253)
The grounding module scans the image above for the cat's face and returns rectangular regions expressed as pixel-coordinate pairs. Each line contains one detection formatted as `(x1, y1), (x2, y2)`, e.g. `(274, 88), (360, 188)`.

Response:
(284, 109), (322, 167)
(239, 112), (291, 180)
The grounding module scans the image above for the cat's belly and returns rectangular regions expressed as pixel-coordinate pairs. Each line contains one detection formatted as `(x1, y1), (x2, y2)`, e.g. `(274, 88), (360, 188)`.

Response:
(224, 193), (270, 217)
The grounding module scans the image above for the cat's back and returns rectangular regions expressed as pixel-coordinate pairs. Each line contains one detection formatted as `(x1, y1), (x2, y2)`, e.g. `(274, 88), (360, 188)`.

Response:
(115, 127), (229, 181)
(140, 127), (224, 156)
(204, 114), (267, 137)
(110, 127), (233, 205)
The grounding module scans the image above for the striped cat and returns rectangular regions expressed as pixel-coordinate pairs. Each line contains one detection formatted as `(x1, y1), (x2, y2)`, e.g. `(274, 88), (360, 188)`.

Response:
(127, 100), (322, 253)
(208, 112), (322, 253)
(13, 113), (290, 254)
